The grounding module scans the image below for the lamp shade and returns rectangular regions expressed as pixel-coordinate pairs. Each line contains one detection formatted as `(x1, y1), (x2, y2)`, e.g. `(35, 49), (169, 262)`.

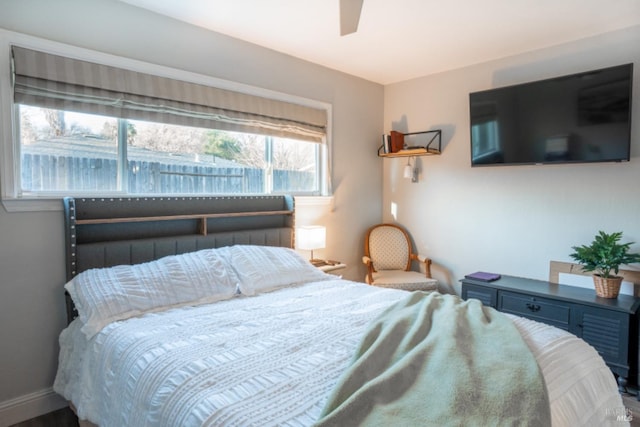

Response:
(403, 163), (413, 179)
(297, 225), (326, 250)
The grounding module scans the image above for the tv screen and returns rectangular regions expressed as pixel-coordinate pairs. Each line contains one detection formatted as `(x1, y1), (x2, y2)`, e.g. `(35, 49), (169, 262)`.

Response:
(469, 64), (633, 166)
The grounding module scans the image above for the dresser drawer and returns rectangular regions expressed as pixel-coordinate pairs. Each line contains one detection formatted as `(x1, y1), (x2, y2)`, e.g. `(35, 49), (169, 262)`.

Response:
(461, 282), (497, 308)
(499, 291), (570, 328)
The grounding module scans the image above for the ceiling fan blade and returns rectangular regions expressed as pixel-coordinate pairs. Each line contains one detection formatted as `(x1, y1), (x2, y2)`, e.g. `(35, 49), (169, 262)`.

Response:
(339, 0), (364, 36)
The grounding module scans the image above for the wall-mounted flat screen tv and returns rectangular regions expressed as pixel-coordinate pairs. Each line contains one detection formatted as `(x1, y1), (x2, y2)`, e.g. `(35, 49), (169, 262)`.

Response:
(469, 64), (633, 166)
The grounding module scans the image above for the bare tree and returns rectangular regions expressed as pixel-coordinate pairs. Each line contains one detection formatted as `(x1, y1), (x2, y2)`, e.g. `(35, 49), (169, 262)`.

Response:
(232, 133), (315, 171)
(131, 121), (208, 154)
(234, 133), (267, 168)
(101, 122), (118, 141)
(19, 111), (37, 145)
(44, 109), (65, 136)
(273, 139), (315, 171)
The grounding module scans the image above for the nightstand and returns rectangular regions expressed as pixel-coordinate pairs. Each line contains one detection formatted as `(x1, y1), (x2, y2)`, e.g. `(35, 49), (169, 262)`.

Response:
(317, 262), (347, 274)
(312, 260), (347, 275)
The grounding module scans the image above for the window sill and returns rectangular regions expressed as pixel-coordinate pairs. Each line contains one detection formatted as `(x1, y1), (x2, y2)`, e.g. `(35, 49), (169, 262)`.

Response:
(294, 195), (334, 207)
(2, 197), (62, 212)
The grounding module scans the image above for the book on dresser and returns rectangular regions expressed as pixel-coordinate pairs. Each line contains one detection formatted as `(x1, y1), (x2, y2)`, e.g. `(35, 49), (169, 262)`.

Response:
(464, 271), (501, 282)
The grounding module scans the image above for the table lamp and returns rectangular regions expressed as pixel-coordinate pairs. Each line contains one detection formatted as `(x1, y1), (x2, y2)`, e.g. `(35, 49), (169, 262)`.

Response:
(297, 225), (326, 266)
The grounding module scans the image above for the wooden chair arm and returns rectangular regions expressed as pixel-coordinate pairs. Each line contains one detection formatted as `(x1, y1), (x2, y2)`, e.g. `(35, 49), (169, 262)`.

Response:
(410, 254), (433, 278)
(362, 256), (375, 284)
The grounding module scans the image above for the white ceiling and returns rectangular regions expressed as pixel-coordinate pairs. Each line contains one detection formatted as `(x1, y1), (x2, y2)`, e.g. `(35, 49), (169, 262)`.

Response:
(118, 0), (640, 85)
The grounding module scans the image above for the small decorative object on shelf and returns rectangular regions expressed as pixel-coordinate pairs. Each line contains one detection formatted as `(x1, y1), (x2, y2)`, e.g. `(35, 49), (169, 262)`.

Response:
(378, 129), (442, 158)
(389, 131), (404, 153)
(569, 231), (640, 298)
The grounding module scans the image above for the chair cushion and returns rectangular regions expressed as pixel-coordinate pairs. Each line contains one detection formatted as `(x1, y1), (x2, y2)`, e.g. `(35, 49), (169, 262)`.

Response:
(370, 270), (438, 292)
(369, 226), (409, 270)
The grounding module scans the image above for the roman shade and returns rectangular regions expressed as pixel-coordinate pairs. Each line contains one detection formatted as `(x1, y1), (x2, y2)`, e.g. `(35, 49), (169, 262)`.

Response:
(11, 46), (327, 142)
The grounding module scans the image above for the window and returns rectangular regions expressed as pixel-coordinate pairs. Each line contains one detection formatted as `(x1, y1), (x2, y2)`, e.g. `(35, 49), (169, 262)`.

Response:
(471, 119), (499, 161)
(470, 101), (500, 162)
(5, 41), (330, 202)
(18, 105), (320, 195)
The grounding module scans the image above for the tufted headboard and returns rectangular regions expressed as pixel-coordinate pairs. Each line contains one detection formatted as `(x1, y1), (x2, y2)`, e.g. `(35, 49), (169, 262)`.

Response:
(63, 195), (295, 322)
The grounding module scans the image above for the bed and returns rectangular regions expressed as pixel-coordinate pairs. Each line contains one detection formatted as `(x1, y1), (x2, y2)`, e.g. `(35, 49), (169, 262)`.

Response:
(53, 196), (628, 426)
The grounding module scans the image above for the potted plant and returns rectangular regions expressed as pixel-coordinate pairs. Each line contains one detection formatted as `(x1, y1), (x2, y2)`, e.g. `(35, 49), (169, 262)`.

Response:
(570, 231), (640, 298)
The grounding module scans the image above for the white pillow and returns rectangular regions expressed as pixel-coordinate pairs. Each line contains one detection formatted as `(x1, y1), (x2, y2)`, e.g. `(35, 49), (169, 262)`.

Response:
(66, 248), (238, 339)
(225, 245), (332, 296)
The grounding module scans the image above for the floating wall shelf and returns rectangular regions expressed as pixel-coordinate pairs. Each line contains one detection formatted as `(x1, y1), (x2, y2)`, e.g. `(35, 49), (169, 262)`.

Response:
(378, 129), (442, 158)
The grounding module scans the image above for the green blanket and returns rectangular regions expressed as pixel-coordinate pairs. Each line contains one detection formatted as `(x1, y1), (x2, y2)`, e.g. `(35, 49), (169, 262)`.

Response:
(315, 292), (550, 427)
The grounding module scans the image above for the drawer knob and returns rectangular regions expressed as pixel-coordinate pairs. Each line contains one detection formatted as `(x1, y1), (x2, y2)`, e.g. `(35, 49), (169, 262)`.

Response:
(526, 303), (541, 312)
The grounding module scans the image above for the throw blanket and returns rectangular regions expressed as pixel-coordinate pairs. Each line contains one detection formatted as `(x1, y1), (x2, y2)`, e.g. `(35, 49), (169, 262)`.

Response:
(315, 292), (551, 427)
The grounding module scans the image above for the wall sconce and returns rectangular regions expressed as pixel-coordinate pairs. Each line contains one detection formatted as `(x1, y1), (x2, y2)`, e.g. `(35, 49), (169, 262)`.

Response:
(296, 225), (326, 265)
(403, 157), (418, 183)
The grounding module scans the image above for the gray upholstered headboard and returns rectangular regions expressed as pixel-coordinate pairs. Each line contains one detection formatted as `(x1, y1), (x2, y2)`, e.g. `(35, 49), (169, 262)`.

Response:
(63, 195), (295, 322)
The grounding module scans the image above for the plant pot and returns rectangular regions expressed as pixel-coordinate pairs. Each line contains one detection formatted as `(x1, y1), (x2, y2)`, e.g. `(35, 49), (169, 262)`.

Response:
(593, 275), (623, 299)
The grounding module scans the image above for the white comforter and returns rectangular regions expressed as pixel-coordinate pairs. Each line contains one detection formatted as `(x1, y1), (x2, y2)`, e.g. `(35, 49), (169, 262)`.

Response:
(54, 280), (626, 427)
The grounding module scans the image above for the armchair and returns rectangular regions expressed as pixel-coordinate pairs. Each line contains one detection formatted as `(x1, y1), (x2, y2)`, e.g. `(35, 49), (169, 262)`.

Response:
(362, 223), (437, 291)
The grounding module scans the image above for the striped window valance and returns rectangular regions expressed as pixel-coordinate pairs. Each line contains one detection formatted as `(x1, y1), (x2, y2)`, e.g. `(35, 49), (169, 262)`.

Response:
(11, 46), (327, 142)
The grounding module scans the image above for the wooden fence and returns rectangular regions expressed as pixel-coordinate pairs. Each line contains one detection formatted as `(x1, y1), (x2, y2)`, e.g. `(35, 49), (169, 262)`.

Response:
(21, 153), (314, 194)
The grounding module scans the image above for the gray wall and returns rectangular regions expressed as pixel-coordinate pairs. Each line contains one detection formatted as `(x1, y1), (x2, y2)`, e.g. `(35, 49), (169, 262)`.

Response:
(383, 25), (640, 294)
(0, 0), (383, 424)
